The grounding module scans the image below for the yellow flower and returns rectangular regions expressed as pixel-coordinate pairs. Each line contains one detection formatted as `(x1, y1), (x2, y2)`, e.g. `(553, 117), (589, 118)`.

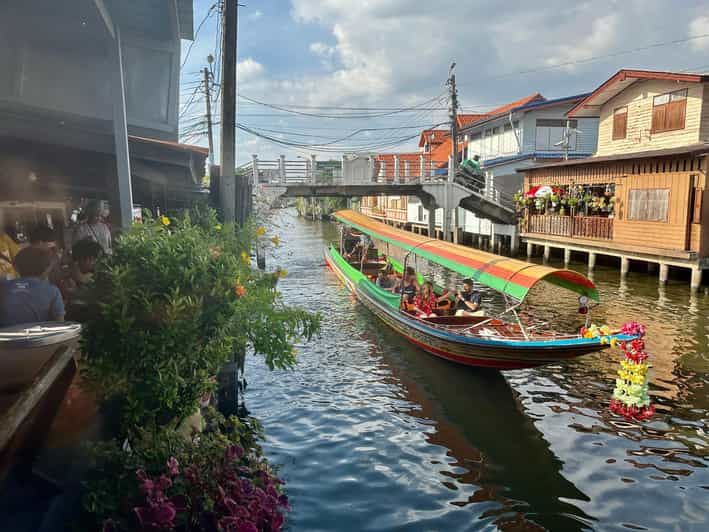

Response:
(276, 268), (288, 279)
(160, 215), (170, 226)
(215, 224), (222, 231)
(240, 251), (251, 265)
(255, 226), (266, 237)
(271, 235), (280, 247)
(610, 337), (618, 349)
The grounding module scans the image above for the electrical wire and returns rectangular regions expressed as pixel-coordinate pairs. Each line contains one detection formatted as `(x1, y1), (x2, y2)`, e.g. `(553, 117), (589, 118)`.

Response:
(181, 2), (219, 70)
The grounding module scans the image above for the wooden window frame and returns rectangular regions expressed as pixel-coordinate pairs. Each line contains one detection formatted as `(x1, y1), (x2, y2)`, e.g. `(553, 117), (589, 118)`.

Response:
(651, 89), (687, 134)
(627, 188), (670, 222)
(612, 106), (627, 140)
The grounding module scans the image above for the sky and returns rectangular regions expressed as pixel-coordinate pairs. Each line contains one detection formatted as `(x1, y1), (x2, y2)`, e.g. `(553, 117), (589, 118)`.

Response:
(179, 0), (709, 165)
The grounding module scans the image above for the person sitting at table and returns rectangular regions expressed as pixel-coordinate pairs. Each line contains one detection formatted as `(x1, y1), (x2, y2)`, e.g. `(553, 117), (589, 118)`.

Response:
(0, 246), (65, 326)
(413, 281), (439, 318)
(455, 278), (483, 316)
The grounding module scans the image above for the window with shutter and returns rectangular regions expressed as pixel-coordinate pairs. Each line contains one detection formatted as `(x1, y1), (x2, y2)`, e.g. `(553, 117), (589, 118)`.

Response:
(612, 106), (627, 140)
(628, 189), (670, 221)
(651, 89), (687, 133)
(692, 188), (703, 224)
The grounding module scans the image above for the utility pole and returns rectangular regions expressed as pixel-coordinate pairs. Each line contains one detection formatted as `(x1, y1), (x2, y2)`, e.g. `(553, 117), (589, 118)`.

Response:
(203, 63), (215, 167)
(447, 62), (459, 181)
(219, 0), (237, 223)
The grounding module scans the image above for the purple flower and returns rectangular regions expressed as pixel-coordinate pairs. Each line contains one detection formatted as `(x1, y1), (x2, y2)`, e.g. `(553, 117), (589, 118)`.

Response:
(134, 502), (177, 528)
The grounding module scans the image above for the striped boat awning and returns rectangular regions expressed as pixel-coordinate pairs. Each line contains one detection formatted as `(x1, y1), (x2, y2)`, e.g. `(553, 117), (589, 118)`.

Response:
(332, 210), (599, 302)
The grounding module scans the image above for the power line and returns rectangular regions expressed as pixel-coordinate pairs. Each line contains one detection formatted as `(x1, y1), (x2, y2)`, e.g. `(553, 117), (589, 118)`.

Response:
(469, 32), (709, 82)
(181, 2), (219, 70)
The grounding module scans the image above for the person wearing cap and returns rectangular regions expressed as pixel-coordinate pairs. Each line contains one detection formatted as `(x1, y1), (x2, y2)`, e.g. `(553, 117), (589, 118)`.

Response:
(376, 264), (397, 292)
(455, 278), (483, 316)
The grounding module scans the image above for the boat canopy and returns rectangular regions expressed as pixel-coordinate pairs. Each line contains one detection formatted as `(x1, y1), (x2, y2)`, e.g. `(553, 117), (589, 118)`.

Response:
(333, 210), (599, 302)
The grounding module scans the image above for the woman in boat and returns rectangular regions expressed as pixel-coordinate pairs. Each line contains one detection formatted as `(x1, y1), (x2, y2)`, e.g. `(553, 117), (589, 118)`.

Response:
(413, 281), (439, 318)
(399, 266), (419, 306)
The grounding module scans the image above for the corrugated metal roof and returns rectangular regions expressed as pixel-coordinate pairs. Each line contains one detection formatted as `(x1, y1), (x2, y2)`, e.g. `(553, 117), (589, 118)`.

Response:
(517, 143), (709, 172)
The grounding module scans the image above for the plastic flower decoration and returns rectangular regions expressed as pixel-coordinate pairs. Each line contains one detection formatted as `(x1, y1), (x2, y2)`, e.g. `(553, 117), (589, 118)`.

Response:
(160, 215), (170, 226)
(255, 226), (266, 237)
(609, 322), (655, 421)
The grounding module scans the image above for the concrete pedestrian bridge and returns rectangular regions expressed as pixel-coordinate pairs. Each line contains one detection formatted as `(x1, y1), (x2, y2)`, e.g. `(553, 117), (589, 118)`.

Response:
(243, 154), (517, 230)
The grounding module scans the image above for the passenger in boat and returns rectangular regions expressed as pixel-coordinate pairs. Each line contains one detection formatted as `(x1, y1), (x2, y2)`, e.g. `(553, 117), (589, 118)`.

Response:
(413, 281), (439, 318)
(455, 278), (483, 317)
(0, 217), (20, 280)
(376, 268), (396, 291)
(0, 246), (65, 326)
(399, 266), (419, 305)
(28, 224), (58, 251)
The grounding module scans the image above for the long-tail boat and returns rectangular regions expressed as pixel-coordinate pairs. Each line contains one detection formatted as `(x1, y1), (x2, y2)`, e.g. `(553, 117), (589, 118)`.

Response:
(324, 210), (634, 370)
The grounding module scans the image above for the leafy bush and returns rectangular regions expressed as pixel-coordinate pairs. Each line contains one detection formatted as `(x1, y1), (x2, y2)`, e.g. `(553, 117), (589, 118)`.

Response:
(81, 207), (320, 436)
(82, 409), (288, 532)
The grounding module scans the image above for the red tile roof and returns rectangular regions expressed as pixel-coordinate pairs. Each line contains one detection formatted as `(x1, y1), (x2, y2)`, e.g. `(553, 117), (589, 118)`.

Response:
(485, 93), (545, 117)
(418, 129), (448, 148)
(456, 113), (488, 129)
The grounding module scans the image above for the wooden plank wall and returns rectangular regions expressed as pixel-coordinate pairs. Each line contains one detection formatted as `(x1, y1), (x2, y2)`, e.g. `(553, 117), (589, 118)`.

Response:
(525, 155), (708, 256)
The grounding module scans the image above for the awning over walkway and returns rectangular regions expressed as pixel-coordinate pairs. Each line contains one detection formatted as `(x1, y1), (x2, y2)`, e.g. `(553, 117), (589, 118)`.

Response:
(333, 209), (599, 302)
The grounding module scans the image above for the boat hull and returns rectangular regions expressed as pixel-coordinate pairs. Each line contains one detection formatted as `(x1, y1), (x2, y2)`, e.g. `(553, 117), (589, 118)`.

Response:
(325, 246), (615, 370)
(0, 323), (82, 392)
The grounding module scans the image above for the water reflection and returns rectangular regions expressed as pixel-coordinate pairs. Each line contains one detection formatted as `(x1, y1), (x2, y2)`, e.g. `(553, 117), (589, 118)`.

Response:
(246, 213), (709, 532)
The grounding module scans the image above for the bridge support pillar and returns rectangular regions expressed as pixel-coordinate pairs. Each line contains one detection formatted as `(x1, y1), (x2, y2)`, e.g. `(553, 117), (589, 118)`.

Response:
(510, 227), (519, 256)
(588, 252), (597, 271)
(691, 267), (703, 292)
(564, 248), (571, 266)
(526, 241), (533, 259)
(620, 256), (630, 277)
(543, 245), (551, 263)
(428, 208), (436, 239)
(453, 208), (460, 244)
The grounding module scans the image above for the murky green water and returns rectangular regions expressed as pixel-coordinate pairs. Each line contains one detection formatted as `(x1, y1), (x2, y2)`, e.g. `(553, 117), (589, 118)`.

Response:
(246, 211), (708, 531)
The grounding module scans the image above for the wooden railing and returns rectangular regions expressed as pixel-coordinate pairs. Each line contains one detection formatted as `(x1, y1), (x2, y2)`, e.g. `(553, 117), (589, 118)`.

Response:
(525, 214), (613, 240)
(360, 206), (407, 222)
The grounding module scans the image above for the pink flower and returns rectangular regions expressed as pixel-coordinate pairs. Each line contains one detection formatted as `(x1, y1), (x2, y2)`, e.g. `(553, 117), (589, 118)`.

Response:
(166, 457), (179, 476)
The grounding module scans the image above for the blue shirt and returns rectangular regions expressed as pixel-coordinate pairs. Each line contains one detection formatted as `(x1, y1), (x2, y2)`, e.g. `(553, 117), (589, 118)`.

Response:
(0, 278), (65, 326)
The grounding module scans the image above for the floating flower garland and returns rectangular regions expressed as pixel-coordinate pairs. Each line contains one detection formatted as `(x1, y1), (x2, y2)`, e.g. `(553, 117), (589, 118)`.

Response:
(609, 322), (655, 421)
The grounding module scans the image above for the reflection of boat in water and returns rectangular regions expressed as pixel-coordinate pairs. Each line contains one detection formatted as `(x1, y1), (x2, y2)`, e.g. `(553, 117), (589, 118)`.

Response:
(359, 323), (593, 531)
(0, 323), (81, 392)
(327, 210), (634, 370)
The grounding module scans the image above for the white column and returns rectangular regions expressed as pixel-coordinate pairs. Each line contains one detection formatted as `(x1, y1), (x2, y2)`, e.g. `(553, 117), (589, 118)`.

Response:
(310, 154), (317, 183)
(448, 155), (454, 183)
(278, 155), (286, 184)
(251, 154), (259, 186)
(588, 252), (597, 271)
(543, 245), (551, 262)
(526, 241), (533, 259)
(111, 27), (133, 228)
(659, 263), (669, 284)
(368, 156), (375, 183)
(620, 257), (630, 276)
(691, 267), (703, 292)
(430, 159), (436, 178)
(393, 155), (400, 184)
(564, 248), (571, 266)
(404, 160), (411, 181)
(419, 154), (425, 181)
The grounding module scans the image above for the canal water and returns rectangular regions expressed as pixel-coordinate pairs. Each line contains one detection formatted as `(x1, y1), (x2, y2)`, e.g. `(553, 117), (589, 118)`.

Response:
(246, 211), (708, 532)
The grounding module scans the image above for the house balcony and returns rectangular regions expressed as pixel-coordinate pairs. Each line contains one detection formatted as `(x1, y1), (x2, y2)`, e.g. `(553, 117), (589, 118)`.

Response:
(522, 214), (614, 241)
(360, 205), (407, 223)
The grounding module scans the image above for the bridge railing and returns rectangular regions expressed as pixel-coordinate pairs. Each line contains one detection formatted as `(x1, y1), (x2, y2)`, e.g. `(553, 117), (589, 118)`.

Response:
(250, 153), (513, 209)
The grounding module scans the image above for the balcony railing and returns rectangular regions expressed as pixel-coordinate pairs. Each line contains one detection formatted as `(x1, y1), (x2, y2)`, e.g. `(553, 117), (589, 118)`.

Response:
(360, 205), (407, 222)
(524, 214), (613, 240)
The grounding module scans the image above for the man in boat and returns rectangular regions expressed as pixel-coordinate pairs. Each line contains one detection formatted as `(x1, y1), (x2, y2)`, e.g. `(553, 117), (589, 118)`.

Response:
(455, 278), (483, 317)
(376, 265), (396, 291)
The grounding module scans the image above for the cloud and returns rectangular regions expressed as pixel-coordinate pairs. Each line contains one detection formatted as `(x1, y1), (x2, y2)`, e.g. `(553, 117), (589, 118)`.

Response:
(688, 15), (709, 52)
(237, 58), (264, 82)
(247, 9), (263, 20)
(544, 14), (620, 70)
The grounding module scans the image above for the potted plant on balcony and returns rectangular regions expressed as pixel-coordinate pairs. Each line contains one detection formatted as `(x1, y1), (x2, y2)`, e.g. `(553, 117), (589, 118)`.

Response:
(568, 197), (579, 217)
